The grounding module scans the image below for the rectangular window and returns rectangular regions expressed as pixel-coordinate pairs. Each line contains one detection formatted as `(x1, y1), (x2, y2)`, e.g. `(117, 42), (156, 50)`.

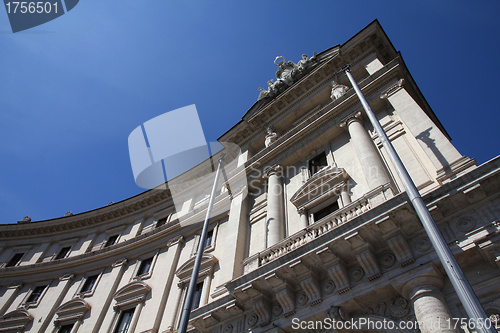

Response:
(156, 217), (167, 228)
(204, 230), (213, 248)
(313, 201), (339, 222)
(114, 308), (135, 333)
(58, 323), (74, 333)
(192, 282), (204, 310)
(308, 151), (328, 176)
(137, 257), (153, 276)
(55, 247), (71, 260)
(27, 285), (46, 303)
(80, 275), (98, 293)
(105, 235), (118, 247)
(6, 252), (24, 267)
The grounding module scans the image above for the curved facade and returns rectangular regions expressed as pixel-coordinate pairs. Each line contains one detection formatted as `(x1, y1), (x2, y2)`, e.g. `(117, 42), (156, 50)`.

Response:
(1, 21), (500, 333)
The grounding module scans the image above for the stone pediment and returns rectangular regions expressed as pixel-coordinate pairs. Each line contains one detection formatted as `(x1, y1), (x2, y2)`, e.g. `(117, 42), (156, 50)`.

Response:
(0, 309), (33, 332)
(113, 281), (151, 310)
(55, 298), (91, 323)
(176, 253), (218, 285)
(290, 167), (348, 209)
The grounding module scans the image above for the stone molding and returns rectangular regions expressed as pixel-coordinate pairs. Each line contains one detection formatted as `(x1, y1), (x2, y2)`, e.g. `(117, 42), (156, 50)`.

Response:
(113, 281), (151, 310)
(54, 298), (91, 324)
(380, 78), (404, 99)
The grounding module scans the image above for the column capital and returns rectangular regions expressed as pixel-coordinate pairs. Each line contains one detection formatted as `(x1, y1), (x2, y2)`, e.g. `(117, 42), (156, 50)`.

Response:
(401, 270), (445, 301)
(297, 207), (307, 215)
(339, 111), (362, 130)
(59, 274), (74, 281)
(264, 165), (283, 178)
(167, 235), (184, 247)
(112, 258), (128, 267)
(380, 78), (405, 99)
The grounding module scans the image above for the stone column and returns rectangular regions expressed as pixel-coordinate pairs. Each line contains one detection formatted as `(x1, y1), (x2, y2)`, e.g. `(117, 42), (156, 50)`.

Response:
(298, 208), (309, 229)
(341, 112), (390, 190)
(340, 184), (351, 206)
(265, 165), (285, 247)
(402, 274), (458, 333)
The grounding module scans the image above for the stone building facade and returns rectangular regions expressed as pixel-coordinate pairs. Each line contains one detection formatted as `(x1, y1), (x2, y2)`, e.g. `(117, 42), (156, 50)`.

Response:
(1, 20), (499, 333)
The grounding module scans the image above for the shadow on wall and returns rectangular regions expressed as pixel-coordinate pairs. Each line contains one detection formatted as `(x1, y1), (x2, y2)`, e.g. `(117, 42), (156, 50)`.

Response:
(416, 128), (451, 174)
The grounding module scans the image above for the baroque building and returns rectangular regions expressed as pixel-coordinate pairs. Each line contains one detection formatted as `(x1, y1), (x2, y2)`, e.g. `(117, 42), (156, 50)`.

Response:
(1, 20), (499, 333)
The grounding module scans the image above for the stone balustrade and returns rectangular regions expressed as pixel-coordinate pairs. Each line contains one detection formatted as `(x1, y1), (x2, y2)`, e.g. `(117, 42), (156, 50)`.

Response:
(244, 184), (391, 272)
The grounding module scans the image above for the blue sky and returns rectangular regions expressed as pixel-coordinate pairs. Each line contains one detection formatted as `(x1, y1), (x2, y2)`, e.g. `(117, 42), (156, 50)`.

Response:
(1, 1), (499, 224)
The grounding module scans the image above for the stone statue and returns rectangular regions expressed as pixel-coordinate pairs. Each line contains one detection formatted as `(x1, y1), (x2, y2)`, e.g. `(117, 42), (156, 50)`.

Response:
(265, 127), (279, 147)
(330, 80), (349, 100)
(297, 52), (317, 72)
(257, 52), (317, 101)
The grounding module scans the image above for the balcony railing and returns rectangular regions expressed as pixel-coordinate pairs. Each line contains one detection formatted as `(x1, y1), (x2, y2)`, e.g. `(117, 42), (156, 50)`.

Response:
(243, 184), (392, 273)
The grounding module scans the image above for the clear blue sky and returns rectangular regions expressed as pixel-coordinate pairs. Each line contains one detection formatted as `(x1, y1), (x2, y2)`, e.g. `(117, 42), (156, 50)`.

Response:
(1, 1), (499, 224)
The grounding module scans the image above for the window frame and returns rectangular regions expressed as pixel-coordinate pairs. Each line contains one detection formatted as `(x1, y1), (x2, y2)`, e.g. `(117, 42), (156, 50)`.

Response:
(55, 246), (72, 260)
(132, 251), (159, 281)
(113, 307), (135, 333)
(5, 252), (25, 267)
(104, 235), (119, 248)
(308, 151), (328, 176)
(24, 284), (49, 308)
(310, 196), (341, 223)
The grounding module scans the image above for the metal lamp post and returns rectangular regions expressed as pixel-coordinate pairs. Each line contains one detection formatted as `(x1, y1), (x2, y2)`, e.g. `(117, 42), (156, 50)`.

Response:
(178, 154), (225, 333)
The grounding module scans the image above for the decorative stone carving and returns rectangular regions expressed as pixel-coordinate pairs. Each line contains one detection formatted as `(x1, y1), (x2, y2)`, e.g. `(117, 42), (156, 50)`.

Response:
(272, 304), (283, 317)
(379, 253), (396, 268)
(387, 232), (414, 266)
(330, 81), (349, 100)
(380, 78), (404, 99)
(257, 53), (317, 101)
(321, 279), (336, 295)
(456, 216), (476, 233)
(413, 236), (431, 252)
(247, 313), (258, 327)
(388, 296), (411, 318)
(328, 305), (348, 321)
(18, 216), (31, 224)
(264, 127), (279, 147)
(355, 247), (381, 280)
(296, 292), (308, 306)
(223, 323), (234, 333)
(348, 267), (364, 282)
(368, 296), (412, 320)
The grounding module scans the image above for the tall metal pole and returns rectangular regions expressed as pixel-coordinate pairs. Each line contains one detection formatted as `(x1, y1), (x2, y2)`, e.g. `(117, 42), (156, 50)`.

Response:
(343, 65), (494, 333)
(178, 154), (225, 333)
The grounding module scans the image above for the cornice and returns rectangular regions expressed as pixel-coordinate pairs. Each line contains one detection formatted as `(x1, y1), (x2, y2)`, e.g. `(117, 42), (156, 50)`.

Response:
(0, 189), (172, 238)
(0, 220), (186, 281)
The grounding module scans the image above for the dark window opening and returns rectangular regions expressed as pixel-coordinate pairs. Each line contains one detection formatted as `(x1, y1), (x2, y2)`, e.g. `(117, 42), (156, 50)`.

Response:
(156, 217), (167, 228)
(6, 252), (24, 267)
(313, 201), (340, 222)
(137, 257), (153, 276)
(27, 285), (46, 303)
(192, 282), (204, 310)
(55, 247), (71, 260)
(105, 235), (118, 247)
(114, 308), (135, 333)
(80, 275), (98, 293)
(205, 230), (214, 248)
(308, 151), (328, 176)
(58, 324), (74, 333)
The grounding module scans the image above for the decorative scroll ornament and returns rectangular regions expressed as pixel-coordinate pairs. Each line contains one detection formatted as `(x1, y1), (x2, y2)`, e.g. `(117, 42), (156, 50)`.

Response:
(258, 52), (317, 101)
